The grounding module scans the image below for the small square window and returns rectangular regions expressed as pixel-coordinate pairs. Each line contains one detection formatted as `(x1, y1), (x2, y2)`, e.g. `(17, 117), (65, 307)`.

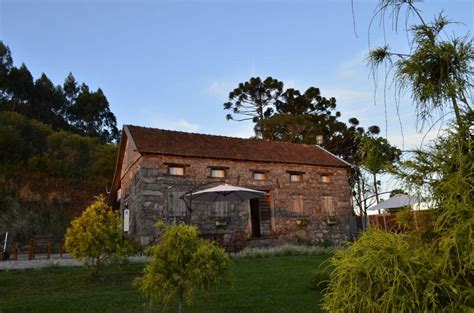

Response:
(290, 174), (303, 182)
(253, 172), (267, 181)
(168, 166), (185, 176)
(321, 175), (332, 183)
(210, 169), (226, 178)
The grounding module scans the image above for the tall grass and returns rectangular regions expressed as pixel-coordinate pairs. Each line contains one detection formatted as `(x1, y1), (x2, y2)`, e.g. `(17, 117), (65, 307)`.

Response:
(232, 244), (335, 259)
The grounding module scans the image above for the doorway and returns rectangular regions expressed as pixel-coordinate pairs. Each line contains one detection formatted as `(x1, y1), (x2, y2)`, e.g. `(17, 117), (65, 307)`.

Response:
(250, 198), (261, 238)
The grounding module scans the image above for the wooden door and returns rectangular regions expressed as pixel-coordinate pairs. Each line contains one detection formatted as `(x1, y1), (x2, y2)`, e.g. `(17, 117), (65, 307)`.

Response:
(250, 198), (261, 238)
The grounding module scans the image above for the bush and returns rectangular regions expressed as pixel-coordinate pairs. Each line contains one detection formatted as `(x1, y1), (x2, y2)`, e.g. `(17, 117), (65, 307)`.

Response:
(64, 196), (133, 276)
(135, 223), (230, 313)
(321, 229), (468, 312)
(309, 269), (330, 292)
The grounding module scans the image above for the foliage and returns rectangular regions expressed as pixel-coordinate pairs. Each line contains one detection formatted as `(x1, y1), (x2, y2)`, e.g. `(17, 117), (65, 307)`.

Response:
(322, 229), (471, 312)
(233, 244), (334, 259)
(0, 41), (119, 143)
(64, 197), (132, 276)
(395, 207), (414, 229)
(0, 112), (118, 243)
(367, 9), (473, 130)
(135, 223), (230, 313)
(323, 2), (473, 312)
(359, 135), (401, 202)
(223, 76), (283, 122)
(0, 112), (117, 188)
(309, 269), (330, 292)
(223, 76), (385, 216)
(359, 136), (400, 176)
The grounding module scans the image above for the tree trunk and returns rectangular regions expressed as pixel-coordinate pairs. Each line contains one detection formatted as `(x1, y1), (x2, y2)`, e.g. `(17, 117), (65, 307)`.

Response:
(451, 96), (464, 131)
(178, 290), (184, 313)
(373, 173), (379, 204)
(356, 170), (364, 216)
(94, 258), (100, 278)
(362, 177), (368, 230)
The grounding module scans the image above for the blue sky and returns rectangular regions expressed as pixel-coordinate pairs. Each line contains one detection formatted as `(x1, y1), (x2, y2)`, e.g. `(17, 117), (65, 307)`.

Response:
(1, 0), (473, 152)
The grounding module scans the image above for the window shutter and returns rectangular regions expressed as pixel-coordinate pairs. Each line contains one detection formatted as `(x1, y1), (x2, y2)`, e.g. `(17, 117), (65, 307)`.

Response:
(168, 191), (187, 216)
(291, 195), (304, 213)
(323, 196), (336, 216)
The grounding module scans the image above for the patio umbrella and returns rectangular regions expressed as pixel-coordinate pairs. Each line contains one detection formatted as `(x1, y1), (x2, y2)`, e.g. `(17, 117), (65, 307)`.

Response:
(183, 184), (266, 202)
(367, 194), (421, 211)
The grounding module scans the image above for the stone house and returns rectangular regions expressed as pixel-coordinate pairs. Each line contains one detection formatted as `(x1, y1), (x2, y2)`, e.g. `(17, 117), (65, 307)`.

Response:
(109, 125), (353, 246)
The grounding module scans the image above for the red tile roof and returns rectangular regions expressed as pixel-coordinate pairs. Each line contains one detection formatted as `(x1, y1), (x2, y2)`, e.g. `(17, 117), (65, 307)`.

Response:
(125, 125), (350, 168)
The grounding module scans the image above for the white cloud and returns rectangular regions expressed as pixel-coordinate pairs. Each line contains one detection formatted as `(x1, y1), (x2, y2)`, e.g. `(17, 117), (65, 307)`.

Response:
(325, 88), (372, 104)
(336, 50), (368, 79)
(173, 119), (200, 132)
(141, 110), (200, 132)
(217, 122), (255, 138)
(207, 80), (230, 100)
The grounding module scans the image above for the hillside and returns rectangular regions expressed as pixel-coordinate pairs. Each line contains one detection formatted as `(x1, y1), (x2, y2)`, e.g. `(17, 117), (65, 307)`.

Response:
(0, 41), (119, 244)
(0, 112), (117, 243)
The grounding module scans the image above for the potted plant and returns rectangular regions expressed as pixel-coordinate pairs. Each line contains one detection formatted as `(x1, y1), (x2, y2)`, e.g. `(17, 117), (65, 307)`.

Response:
(296, 218), (309, 227)
(326, 216), (337, 226)
(215, 217), (227, 228)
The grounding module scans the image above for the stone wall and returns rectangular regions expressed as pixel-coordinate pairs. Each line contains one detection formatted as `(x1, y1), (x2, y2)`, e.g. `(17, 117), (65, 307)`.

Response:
(119, 154), (352, 246)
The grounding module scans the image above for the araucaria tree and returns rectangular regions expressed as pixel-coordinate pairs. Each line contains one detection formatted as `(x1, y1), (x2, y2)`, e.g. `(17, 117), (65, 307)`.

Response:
(223, 76), (386, 217)
(135, 223), (230, 313)
(65, 196), (131, 276)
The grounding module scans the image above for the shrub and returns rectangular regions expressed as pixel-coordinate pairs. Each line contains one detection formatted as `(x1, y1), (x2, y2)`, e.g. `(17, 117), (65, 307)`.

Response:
(64, 196), (132, 276)
(135, 223), (230, 313)
(321, 229), (468, 312)
(309, 269), (330, 292)
(396, 208), (414, 229)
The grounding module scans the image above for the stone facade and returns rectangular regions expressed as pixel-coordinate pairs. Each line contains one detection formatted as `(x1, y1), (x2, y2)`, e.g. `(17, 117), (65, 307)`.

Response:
(117, 150), (353, 246)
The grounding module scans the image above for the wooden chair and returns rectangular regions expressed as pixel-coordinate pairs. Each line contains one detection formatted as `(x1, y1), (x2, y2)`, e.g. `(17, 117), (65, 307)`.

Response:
(226, 231), (246, 253)
(200, 233), (224, 248)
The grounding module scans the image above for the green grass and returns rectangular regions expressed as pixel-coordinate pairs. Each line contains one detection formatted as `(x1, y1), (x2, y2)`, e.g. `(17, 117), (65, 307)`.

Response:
(0, 255), (329, 313)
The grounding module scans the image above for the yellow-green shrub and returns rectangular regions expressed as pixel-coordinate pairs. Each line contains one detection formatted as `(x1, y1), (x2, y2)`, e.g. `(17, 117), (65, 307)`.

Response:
(64, 196), (132, 275)
(135, 223), (230, 313)
(321, 229), (468, 312)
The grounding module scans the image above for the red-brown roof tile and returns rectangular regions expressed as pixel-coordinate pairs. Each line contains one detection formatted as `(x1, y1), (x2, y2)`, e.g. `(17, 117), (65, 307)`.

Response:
(125, 125), (350, 168)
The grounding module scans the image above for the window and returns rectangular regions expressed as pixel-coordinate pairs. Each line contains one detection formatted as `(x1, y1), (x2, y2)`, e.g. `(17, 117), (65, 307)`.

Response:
(290, 173), (303, 182)
(253, 171), (267, 181)
(168, 166), (185, 176)
(321, 175), (332, 183)
(214, 201), (229, 217)
(210, 168), (226, 178)
(322, 196), (336, 217)
(291, 195), (304, 213)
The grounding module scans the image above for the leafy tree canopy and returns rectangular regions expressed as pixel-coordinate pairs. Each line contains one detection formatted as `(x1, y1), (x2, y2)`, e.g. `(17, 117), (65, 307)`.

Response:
(0, 41), (119, 143)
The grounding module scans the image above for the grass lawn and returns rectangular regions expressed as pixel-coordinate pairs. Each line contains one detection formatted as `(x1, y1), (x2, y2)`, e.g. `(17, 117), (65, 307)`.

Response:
(0, 255), (329, 313)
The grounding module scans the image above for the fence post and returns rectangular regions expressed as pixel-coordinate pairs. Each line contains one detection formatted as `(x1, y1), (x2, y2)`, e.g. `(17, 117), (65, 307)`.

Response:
(47, 239), (52, 259)
(60, 240), (64, 259)
(28, 239), (35, 260)
(12, 242), (18, 261)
